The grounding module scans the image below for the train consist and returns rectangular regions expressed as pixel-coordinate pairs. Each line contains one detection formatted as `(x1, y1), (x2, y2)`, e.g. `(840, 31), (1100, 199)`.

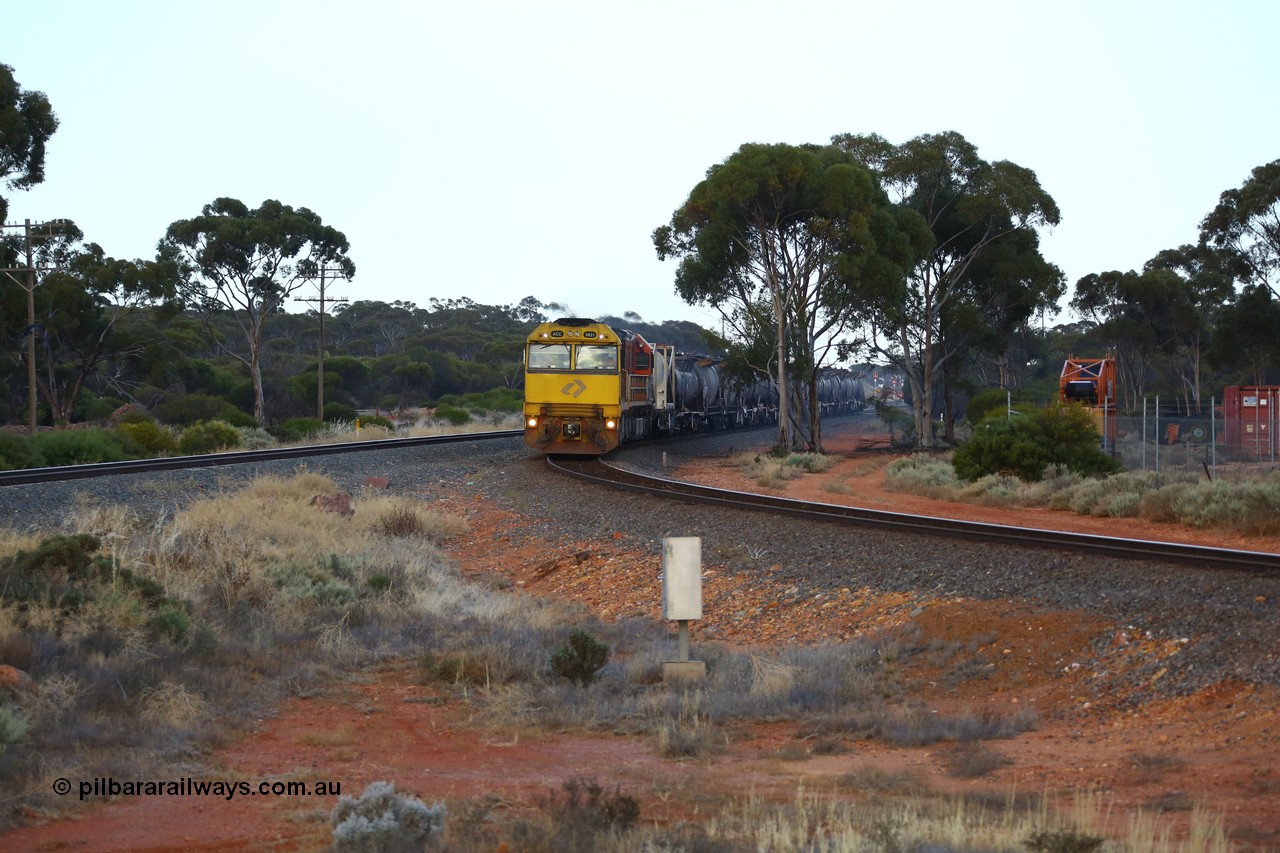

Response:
(523, 317), (876, 454)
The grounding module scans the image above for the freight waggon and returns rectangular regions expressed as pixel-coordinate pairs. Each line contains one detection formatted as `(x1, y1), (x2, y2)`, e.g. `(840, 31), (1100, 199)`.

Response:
(523, 317), (873, 455)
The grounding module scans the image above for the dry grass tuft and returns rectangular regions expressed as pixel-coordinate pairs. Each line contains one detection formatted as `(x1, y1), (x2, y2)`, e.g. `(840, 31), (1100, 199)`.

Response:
(749, 654), (796, 699)
(358, 495), (469, 542)
(141, 681), (209, 728)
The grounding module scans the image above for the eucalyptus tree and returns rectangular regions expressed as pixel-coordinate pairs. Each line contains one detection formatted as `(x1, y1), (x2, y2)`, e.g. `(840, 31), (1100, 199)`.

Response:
(831, 132), (1063, 447)
(1070, 267), (1197, 409)
(329, 300), (424, 356)
(1207, 283), (1280, 386)
(654, 142), (928, 451)
(0, 63), (58, 224)
(1200, 159), (1280, 297)
(1144, 246), (1233, 412)
(33, 243), (181, 421)
(161, 198), (355, 425)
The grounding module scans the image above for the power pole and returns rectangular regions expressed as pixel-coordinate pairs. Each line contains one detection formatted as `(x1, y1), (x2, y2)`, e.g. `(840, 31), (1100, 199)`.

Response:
(2, 218), (64, 435)
(294, 266), (349, 421)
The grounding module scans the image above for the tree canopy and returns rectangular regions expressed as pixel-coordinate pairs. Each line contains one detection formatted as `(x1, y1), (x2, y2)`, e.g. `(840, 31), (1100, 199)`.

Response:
(654, 142), (929, 450)
(0, 63), (58, 223)
(832, 131), (1063, 447)
(1200, 159), (1280, 297)
(161, 198), (355, 424)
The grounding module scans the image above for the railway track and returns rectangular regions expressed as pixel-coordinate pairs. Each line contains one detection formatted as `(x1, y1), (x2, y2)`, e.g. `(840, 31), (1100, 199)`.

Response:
(548, 455), (1280, 576)
(11, 425), (1278, 576)
(0, 429), (523, 486)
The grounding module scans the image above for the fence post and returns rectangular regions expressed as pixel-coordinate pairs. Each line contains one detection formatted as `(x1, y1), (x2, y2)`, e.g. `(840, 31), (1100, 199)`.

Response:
(1142, 397), (1147, 472)
(1211, 396), (1216, 479)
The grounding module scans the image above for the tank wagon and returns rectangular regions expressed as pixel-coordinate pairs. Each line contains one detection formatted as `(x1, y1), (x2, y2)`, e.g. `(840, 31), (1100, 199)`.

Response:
(524, 317), (873, 455)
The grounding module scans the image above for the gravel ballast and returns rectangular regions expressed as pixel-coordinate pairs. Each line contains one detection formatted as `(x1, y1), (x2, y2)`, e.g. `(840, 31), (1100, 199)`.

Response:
(1, 424), (1277, 698)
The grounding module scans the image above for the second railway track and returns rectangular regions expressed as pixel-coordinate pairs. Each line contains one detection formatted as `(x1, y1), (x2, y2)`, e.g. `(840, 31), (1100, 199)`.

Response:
(548, 455), (1280, 575)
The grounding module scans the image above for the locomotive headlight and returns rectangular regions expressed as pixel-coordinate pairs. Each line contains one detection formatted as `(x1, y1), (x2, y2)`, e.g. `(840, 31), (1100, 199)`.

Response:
(605, 419), (616, 430)
(527, 417), (538, 428)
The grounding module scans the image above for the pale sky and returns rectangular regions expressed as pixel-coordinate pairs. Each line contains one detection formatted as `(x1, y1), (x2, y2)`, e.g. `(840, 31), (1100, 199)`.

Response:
(5, 0), (1277, 329)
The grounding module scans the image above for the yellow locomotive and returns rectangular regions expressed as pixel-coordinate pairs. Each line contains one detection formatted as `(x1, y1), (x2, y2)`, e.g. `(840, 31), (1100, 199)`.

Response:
(523, 317), (673, 454)
(524, 317), (868, 455)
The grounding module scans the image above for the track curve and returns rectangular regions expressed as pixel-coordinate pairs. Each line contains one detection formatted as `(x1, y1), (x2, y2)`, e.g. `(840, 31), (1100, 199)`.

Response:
(547, 455), (1280, 575)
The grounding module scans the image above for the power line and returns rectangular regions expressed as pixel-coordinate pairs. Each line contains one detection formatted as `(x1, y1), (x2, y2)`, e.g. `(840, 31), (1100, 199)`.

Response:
(294, 266), (349, 421)
(1, 218), (69, 434)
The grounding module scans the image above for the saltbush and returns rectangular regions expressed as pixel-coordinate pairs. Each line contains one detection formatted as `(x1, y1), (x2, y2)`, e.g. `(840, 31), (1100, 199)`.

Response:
(331, 781), (446, 852)
(266, 560), (357, 608)
(784, 452), (834, 473)
(178, 420), (241, 455)
(884, 455), (961, 499)
(0, 706), (29, 754)
(236, 426), (278, 450)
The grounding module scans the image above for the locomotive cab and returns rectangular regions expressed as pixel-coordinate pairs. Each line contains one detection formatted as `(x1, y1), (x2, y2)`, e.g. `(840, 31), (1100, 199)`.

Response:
(524, 318), (623, 454)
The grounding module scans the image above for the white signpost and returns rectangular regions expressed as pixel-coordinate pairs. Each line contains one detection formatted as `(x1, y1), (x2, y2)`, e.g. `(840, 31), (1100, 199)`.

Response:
(662, 536), (706, 683)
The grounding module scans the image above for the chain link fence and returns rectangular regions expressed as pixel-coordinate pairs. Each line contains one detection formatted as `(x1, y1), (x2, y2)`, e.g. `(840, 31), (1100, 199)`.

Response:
(1110, 395), (1279, 478)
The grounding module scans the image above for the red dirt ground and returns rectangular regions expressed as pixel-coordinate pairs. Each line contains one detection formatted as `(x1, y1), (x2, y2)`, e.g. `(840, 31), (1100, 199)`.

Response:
(5, 424), (1280, 851)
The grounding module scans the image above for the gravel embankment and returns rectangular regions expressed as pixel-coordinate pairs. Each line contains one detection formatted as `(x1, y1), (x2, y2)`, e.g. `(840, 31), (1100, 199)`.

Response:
(2, 427), (1277, 698)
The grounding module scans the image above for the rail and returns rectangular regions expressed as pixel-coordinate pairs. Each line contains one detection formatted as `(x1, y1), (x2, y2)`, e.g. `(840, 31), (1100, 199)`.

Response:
(0, 429), (523, 486)
(547, 456), (1280, 575)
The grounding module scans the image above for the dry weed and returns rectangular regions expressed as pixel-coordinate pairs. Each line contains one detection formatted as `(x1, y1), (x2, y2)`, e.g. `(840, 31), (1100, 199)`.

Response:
(140, 680), (209, 728)
(316, 613), (362, 661)
(749, 654), (796, 699)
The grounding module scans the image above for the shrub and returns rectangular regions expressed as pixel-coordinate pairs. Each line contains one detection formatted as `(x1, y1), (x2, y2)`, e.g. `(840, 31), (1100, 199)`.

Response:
(946, 742), (1011, 777)
(114, 408), (157, 425)
(331, 780), (446, 852)
(154, 393), (254, 428)
(74, 391), (121, 422)
(324, 402), (359, 423)
(236, 426), (278, 450)
(957, 474), (1023, 506)
(1023, 829), (1104, 853)
(269, 417), (325, 443)
(953, 403), (1122, 483)
(178, 420), (241, 455)
(0, 432), (44, 471)
(116, 420), (180, 456)
(433, 405), (471, 426)
(146, 603), (193, 644)
(966, 388), (1012, 425)
(359, 414), (395, 432)
(538, 776), (640, 832)
(0, 706), (29, 753)
(953, 416), (1047, 482)
(550, 629), (610, 687)
(884, 454), (961, 498)
(783, 452), (834, 473)
(266, 560), (357, 609)
(31, 429), (134, 466)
